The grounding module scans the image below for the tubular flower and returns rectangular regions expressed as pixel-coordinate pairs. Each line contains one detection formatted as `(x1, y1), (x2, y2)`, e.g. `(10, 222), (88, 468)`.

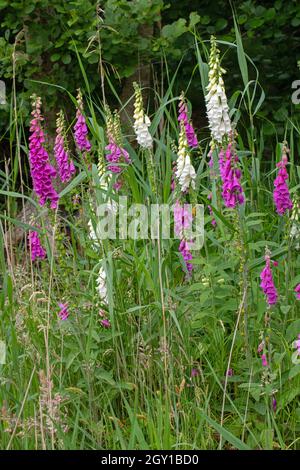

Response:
(96, 266), (108, 305)
(58, 303), (69, 320)
(219, 141), (244, 208)
(178, 92), (198, 148)
(273, 143), (293, 215)
(176, 121), (196, 193)
(74, 89), (91, 153)
(179, 239), (193, 273)
(29, 95), (59, 209)
(133, 82), (153, 149)
(295, 284), (300, 300)
(105, 107), (131, 174)
(205, 36), (231, 143)
(54, 111), (76, 183)
(28, 230), (46, 261)
(260, 252), (278, 306)
(101, 318), (111, 329)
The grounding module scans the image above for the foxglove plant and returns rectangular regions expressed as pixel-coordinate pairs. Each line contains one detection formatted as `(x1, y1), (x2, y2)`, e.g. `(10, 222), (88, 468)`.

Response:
(74, 89), (91, 153)
(133, 82), (153, 149)
(219, 140), (244, 208)
(28, 230), (46, 262)
(260, 251), (278, 306)
(178, 92), (198, 148)
(29, 95), (59, 209)
(175, 121), (196, 193)
(205, 36), (231, 143)
(273, 143), (293, 215)
(54, 110), (76, 183)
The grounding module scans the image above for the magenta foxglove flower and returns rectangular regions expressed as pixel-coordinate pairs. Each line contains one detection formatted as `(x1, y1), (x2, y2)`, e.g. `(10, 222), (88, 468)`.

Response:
(29, 96), (59, 209)
(174, 201), (194, 273)
(173, 200), (193, 238)
(261, 354), (268, 367)
(74, 89), (91, 153)
(272, 397), (277, 412)
(226, 368), (233, 377)
(273, 149), (293, 215)
(179, 239), (193, 273)
(260, 254), (278, 305)
(295, 284), (300, 300)
(191, 368), (199, 377)
(101, 318), (111, 329)
(55, 112), (76, 183)
(28, 230), (46, 262)
(113, 180), (122, 192)
(219, 142), (244, 208)
(58, 303), (69, 320)
(105, 138), (130, 174)
(178, 93), (198, 148)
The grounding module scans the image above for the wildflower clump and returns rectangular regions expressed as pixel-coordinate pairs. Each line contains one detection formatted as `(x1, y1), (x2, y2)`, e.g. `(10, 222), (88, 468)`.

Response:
(205, 35), (231, 143)
(273, 142), (293, 216)
(29, 95), (59, 209)
(54, 110), (76, 183)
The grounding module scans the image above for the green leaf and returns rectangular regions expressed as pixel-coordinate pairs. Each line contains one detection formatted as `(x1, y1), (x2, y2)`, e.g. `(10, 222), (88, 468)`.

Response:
(50, 53), (61, 62)
(62, 54), (71, 64)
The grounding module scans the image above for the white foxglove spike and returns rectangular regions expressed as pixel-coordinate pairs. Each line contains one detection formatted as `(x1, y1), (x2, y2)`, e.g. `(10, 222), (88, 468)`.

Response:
(205, 36), (231, 143)
(176, 123), (196, 192)
(133, 83), (153, 149)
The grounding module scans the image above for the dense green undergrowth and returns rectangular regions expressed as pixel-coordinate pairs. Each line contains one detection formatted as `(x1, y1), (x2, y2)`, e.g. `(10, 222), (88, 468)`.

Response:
(0, 27), (299, 450)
